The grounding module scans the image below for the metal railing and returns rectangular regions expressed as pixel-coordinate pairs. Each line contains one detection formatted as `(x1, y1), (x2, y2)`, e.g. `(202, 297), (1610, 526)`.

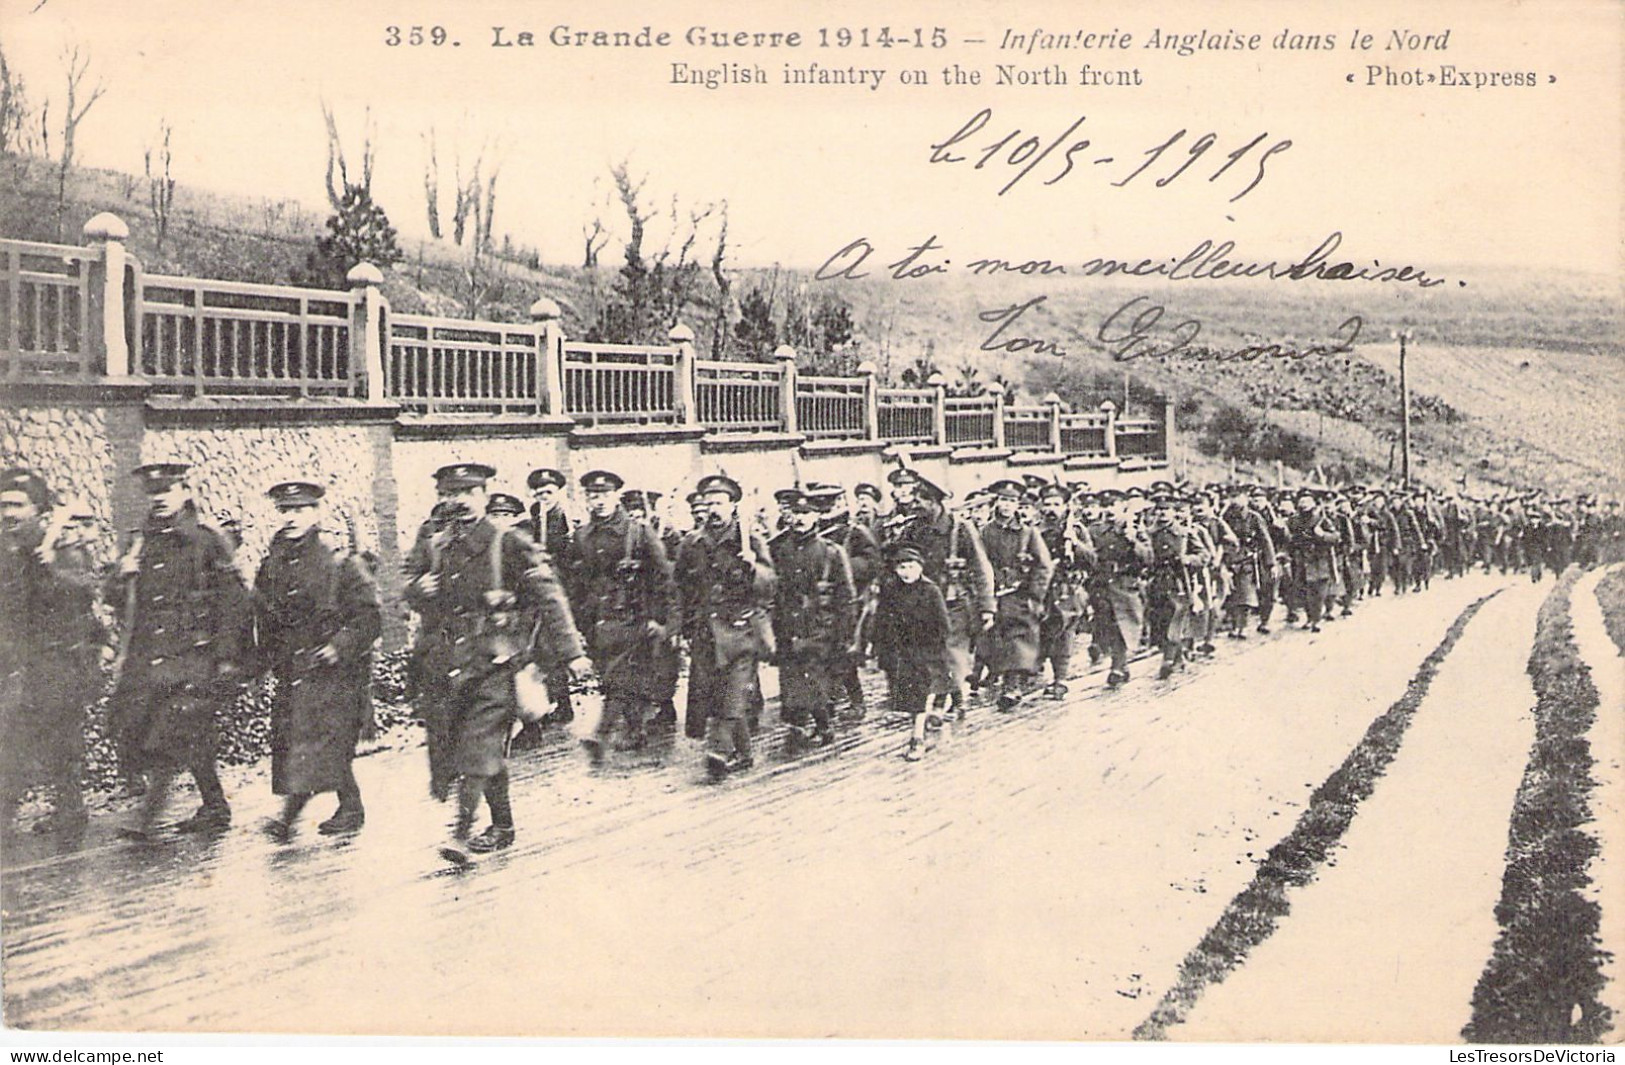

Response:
(0, 238), (98, 380)
(1114, 416), (1163, 458)
(137, 274), (358, 397)
(696, 360), (783, 434)
(944, 395), (999, 447)
(387, 313), (543, 416)
(877, 387), (936, 444)
(563, 342), (680, 426)
(1059, 411), (1111, 457)
(795, 375), (867, 440)
(1003, 404), (1053, 451)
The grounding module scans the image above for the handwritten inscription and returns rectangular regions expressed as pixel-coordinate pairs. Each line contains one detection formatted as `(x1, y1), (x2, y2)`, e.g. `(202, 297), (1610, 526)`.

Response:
(815, 232), (1448, 288)
(928, 108), (1292, 201)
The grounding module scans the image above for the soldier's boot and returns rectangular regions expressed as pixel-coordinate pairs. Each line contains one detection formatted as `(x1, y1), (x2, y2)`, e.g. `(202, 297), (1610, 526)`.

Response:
(172, 761), (231, 834)
(906, 709), (929, 761)
(811, 705), (836, 747)
(782, 713), (810, 754)
(467, 825), (515, 854)
(319, 772), (365, 835)
(438, 782), (481, 867)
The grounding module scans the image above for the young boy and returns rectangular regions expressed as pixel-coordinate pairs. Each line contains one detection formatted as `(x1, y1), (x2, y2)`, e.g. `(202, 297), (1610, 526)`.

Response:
(871, 546), (952, 762)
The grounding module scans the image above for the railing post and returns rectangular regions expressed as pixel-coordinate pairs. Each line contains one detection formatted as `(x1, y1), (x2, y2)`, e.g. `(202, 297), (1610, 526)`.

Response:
(775, 344), (799, 434)
(531, 297), (565, 418)
(1044, 392), (1065, 454)
(857, 360), (880, 441)
(347, 262), (386, 402)
(1162, 396), (1176, 462)
(669, 322), (698, 427)
(986, 382), (1007, 449)
(1101, 399), (1119, 462)
(83, 213), (129, 378)
(927, 372), (948, 446)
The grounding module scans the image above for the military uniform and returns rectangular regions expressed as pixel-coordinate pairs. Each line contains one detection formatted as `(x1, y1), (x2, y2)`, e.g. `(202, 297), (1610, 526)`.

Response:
(1288, 494), (1341, 630)
(770, 512), (855, 746)
(821, 507), (880, 720)
(674, 476), (775, 776)
(406, 463), (585, 854)
(0, 470), (104, 833)
(109, 465), (250, 835)
(977, 492), (1055, 706)
(525, 467), (578, 729)
(1036, 503), (1095, 695)
(251, 484), (380, 835)
(1146, 503), (1207, 677)
(1084, 503), (1151, 685)
(570, 492), (678, 756)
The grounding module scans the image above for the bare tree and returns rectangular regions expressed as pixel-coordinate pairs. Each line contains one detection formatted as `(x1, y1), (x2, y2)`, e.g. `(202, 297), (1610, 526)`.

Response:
(611, 160), (653, 266)
(54, 45), (107, 238)
(421, 126), (442, 239)
(144, 119), (176, 256)
(0, 42), (35, 157)
(320, 100), (376, 210)
(708, 203), (731, 357)
(476, 152), (500, 250)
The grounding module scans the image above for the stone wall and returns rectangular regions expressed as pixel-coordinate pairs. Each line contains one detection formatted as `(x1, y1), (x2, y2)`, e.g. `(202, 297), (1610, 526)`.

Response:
(140, 423), (384, 578)
(0, 405), (115, 565)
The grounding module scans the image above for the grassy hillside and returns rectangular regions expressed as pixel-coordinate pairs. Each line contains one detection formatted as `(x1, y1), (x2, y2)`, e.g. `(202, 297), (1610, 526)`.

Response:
(3, 154), (1619, 496)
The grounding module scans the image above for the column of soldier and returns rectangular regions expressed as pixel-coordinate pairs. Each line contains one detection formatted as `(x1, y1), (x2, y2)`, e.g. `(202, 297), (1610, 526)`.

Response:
(2, 461), (1620, 867)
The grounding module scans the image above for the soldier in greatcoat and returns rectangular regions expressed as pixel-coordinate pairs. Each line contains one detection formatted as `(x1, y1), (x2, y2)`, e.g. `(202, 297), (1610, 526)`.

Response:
(769, 489), (856, 749)
(108, 463), (250, 839)
(1289, 488), (1342, 632)
(0, 469), (106, 836)
(883, 470), (994, 717)
(976, 480), (1054, 709)
(871, 546), (953, 763)
(1035, 483), (1095, 699)
(1084, 489), (1151, 687)
(811, 484), (879, 722)
(1221, 488), (1275, 639)
(252, 481), (381, 841)
(405, 463), (589, 862)
(569, 471), (679, 764)
(1146, 490), (1207, 679)
(673, 474), (776, 780)
(514, 466), (577, 741)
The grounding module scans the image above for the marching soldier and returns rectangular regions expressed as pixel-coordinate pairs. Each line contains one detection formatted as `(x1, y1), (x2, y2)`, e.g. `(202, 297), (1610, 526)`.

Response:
(1145, 489), (1206, 679)
(486, 492), (529, 530)
(0, 469), (105, 836)
(621, 487), (684, 729)
(882, 470), (994, 716)
(977, 480), (1054, 709)
(1221, 487), (1275, 639)
(1289, 488), (1342, 632)
(1364, 489), (1399, 596)
(521, 467), (577, 735)
(253, 481), (381, 841)
(852, 483), (882, 536)
(570, 471), (679, 764)
(770, 489), (856, 749)
(1187, 491), (1233, 655)
(1084, 489), (1151, 688)
(674, 474), (776, 780)
(405, 462), (590, 863)
(1035, 483), (1094, 698)
(109, 463), (250, 840)
(814, 484), (881, 721)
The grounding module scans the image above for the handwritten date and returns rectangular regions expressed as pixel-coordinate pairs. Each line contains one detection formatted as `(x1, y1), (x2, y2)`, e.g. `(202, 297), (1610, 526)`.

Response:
(929, 108), (1292, 201)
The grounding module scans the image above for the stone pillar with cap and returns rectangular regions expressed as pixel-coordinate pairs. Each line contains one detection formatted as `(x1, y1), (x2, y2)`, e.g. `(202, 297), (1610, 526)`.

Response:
(531, 297), (564, 417)
(1100, 399), (1119, 462)
(669, 322), (698, 427)
(775, 344), (799, 435)
(1161, 396), (1176, 463)
(927, 372), (948, 447)
(987, 382), (1008, 449)
(1044, 391), (1065, 454)
(347, 262), (386, 402)
(857, 359), (880, 441)
(83, 213), (130, 378)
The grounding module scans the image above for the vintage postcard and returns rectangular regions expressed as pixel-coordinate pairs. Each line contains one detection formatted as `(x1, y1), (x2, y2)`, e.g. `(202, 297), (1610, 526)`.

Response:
(0, 0), (1621, 1047)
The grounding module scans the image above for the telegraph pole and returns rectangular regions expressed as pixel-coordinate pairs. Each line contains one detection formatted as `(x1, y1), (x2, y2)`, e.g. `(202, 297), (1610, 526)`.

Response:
(1397, 329), (1412, 486)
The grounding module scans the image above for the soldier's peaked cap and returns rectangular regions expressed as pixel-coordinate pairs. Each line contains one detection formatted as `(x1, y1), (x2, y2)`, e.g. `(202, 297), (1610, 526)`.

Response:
(267, 480), (325, 506)
(773, 487), (803, 504)
(853, 483), (882, 502)
(988, 479), (1026, 500)
(915, 474), (950, 502)
(526, 468), (566, 490)
(887, 468), (922, 486)
(696, 474), (743, 501)
(579, 469), (624, 493)
(435, 462), (496, 489)
(0, 466), (52, 508)
(889, 545), (925, 566)
(486, 492), (525, 516)
(131, 462), (190, 492)
(621, 489), (658, 509)
(1039, 483), (1070, 502)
